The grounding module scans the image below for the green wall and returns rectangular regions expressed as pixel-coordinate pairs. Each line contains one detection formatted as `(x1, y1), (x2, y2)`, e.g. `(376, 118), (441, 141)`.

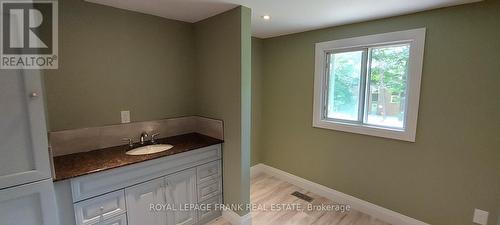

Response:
(194, 6), (252, 216)
(43, 0), (499, 223)
(251, 37), (263, 166)
(44, 0), (196, 131)
(257, 1), (500, 225)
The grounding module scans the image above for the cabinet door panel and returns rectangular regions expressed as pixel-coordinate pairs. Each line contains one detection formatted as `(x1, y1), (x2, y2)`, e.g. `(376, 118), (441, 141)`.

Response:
(0, 179), (59, 225)
(165, 169), (197, 225)
(0, 70), (50, 189)
(125, 177), (167, 225)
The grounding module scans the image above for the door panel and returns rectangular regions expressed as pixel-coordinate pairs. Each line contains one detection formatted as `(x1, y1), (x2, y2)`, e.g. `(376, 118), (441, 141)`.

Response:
(0, 70), (51, 189)
(0, 179), (59, 225)
(125, 177), (167, 225)
(165, 169), (197, 225)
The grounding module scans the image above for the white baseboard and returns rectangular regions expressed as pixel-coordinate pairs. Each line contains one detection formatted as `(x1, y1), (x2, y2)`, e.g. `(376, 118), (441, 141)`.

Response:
(251, 163), (430, 225)
(222, 209), (251, 225)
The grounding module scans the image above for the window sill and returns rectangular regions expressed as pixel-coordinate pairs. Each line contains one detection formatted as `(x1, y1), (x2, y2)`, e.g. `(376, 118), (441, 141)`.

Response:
(313, 119), (416, 142)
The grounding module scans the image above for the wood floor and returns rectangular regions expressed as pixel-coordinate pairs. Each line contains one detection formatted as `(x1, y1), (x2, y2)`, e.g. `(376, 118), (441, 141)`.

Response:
(209, 173), (391, 225)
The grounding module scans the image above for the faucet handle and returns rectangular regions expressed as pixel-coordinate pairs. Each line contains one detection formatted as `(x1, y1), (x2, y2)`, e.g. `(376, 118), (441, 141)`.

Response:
(151, 133), (160, 144)
(122, 138), (133, 148)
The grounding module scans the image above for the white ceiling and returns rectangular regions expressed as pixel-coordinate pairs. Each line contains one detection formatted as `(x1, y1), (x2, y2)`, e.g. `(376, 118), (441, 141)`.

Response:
(85, 0), (481, 38)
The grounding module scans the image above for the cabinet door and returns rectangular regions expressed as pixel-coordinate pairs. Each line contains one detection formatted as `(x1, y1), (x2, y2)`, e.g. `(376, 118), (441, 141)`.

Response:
(125, 177), (167, 225)
(164, 169), (197, 225)
(0, 70), (51, 189)
(0, 179), (59, 225)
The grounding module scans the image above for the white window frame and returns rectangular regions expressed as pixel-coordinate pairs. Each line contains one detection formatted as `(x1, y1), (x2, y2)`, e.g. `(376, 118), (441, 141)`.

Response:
(313, 28), (426, 142)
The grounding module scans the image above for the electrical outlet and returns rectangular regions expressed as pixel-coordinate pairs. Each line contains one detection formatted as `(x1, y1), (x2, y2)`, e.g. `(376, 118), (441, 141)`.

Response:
(120, 110), (130, 123)
(473, 209), (488, 225)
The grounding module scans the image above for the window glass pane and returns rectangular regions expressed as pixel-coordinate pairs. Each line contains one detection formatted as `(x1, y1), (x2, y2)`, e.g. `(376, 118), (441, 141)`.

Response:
(326, 51), (363, 121)
(366, 45), (410, 128)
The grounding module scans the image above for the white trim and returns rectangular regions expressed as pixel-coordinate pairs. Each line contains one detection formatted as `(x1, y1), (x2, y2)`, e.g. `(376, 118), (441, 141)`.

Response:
(251, 163), (430, 225)
(222, 209), (251, 225)
(313, 28), (426, 142)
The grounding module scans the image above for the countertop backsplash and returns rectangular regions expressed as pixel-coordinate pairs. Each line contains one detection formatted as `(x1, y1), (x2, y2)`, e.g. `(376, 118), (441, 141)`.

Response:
(48, 116), (223, 157)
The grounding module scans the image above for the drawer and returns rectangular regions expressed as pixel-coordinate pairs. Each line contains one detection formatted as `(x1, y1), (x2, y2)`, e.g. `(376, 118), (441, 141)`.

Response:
(198, 195), (222, 225)
(197, 160), (221, 184)
(74, 190), (126, 225)
(102, 214), (127, 225)
(197, 178), (221, 202)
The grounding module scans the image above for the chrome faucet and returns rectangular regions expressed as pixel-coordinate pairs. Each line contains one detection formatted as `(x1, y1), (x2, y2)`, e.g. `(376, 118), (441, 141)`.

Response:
(150, 133), (160, 144)
(140, 132), (149, 145)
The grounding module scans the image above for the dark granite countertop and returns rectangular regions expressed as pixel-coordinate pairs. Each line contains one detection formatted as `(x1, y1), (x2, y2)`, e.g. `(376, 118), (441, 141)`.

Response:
(53, 133), (223, 181)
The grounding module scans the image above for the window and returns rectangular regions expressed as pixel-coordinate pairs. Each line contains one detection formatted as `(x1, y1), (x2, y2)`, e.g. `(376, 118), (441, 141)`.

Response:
(313, 28), (426, 142)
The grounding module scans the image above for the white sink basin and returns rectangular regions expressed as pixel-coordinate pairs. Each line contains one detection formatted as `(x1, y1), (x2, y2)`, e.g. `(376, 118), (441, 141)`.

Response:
(126, 144), (174, 155)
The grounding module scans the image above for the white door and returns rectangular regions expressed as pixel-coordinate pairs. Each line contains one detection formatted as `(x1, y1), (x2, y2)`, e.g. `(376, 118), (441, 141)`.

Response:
(125, 177), (167, 225)
(0, 69), (51, 189)
(165, 169), (197, 225)
(0, 179), (59, 225)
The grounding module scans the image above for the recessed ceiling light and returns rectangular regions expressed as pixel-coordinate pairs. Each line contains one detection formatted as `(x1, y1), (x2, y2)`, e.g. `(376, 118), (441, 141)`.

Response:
(262, 15), (271, 20)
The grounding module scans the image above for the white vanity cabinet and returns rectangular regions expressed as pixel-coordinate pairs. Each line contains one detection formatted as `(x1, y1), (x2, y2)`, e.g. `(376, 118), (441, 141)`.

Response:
(71, 144), (223, 225)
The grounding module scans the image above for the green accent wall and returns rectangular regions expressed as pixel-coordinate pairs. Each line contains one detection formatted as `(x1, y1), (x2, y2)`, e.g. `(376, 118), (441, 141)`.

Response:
(45, 0), (197, 131)
(257, 1), (500, 225)
(194, 6), (252, 216)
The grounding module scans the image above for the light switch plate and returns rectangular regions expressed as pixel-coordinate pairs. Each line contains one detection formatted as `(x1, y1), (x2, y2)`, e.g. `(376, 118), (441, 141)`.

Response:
(473, 209), (488, 225)
(121, 111), (130, 123)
